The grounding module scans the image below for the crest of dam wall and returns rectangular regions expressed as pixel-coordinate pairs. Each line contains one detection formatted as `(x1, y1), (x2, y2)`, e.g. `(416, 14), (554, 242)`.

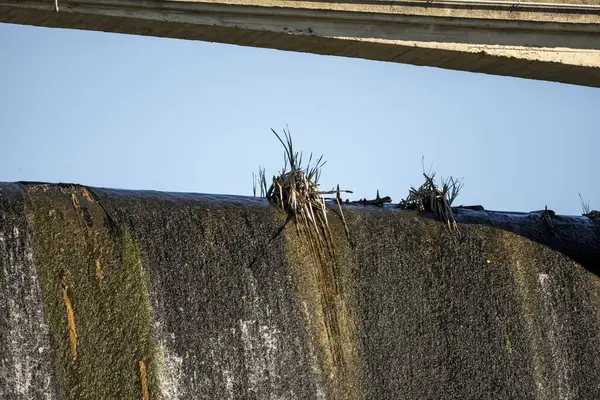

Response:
(1, 182), (599, 399)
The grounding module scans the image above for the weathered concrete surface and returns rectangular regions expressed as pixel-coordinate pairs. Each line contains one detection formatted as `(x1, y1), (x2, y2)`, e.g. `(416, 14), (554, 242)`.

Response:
(1, 1), (600, 87)
(348, 207), (600, 399)
(0, 181), (600, 399)
(0, 185), (60, 399)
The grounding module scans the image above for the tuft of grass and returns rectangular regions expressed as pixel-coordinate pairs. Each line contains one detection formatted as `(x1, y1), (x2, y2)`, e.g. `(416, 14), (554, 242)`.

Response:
(579, 193), (591, 215)
(579, 193), (600, 219)
(267, 128), (324, 202)
(441, 176), (464, 207)
(253, 166), (268, 197)
(262, 127), (353, 370)
(257, 126), (352, 238)
(399, 160), (463, 231)
(265, 128), (330, 231)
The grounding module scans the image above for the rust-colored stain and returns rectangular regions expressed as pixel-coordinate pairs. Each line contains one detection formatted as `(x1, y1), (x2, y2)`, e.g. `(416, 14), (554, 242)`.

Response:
(61, 269), (77, 361)
(95, 258), (103, 282)
(71, 193), (80, 210)
(139, 360), (149, 400)
(81, 187), (94, 202)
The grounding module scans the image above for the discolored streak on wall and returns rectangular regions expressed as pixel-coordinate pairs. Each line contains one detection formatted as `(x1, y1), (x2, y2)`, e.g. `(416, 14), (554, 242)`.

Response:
(0, 181), (599, 398)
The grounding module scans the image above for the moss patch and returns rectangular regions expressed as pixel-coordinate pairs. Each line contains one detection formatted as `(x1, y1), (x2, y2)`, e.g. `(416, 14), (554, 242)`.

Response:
(284, 205), (362, 399)
(25, 185), (159, 399)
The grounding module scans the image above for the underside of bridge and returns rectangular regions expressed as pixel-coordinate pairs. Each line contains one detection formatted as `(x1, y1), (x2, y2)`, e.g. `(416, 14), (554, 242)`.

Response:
(1, 0), (600, 87)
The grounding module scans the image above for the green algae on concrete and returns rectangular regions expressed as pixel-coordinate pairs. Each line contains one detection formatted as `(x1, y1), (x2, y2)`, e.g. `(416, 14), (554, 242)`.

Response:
(94, 189), (325, 399)
(284, 206), (363, 399)
(347, 208), (535, 398)
(3, 182), (600, 399)
(346, 206), (600, 399)
(25, 185), (158, 399)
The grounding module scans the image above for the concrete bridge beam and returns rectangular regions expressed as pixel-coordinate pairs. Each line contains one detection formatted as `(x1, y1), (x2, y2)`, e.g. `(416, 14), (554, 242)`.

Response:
(1, 0), (600, 87)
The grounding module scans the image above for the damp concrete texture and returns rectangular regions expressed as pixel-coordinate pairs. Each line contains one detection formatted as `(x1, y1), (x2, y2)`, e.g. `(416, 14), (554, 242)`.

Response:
(1, 0), (600, 87)
(0, 182), (599, 399)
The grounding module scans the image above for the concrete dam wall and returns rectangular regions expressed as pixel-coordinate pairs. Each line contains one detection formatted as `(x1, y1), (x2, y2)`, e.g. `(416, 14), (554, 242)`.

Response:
(1, 182), (599, 399)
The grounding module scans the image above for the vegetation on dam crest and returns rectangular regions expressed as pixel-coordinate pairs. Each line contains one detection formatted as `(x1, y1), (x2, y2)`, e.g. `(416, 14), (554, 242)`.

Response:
(0, 181), (599, 399)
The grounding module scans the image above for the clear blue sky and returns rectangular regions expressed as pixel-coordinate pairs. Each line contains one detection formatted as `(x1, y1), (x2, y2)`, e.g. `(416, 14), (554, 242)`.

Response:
(1, 23), (599, 215)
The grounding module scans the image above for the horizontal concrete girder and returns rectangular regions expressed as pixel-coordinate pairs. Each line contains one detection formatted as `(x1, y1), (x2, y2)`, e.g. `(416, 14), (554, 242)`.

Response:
(1, 0), (600, 87)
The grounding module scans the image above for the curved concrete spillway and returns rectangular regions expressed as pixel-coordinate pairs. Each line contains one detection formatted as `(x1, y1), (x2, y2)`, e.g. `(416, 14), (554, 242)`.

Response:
(0, 182), (599, 399)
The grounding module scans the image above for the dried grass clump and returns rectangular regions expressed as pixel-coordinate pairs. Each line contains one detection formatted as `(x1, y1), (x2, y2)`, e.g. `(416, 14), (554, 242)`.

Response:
(258, 127), (351, 367)
(251, 127), (352, 243)
(264, 128), (349, 235)
(579, 193), (600, 219)
(253, 128), (352, 235)
(399, 166), (463, 231)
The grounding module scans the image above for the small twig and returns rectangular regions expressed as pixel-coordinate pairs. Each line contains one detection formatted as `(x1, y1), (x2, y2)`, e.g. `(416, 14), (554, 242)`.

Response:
(316, 189), (353, 195)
